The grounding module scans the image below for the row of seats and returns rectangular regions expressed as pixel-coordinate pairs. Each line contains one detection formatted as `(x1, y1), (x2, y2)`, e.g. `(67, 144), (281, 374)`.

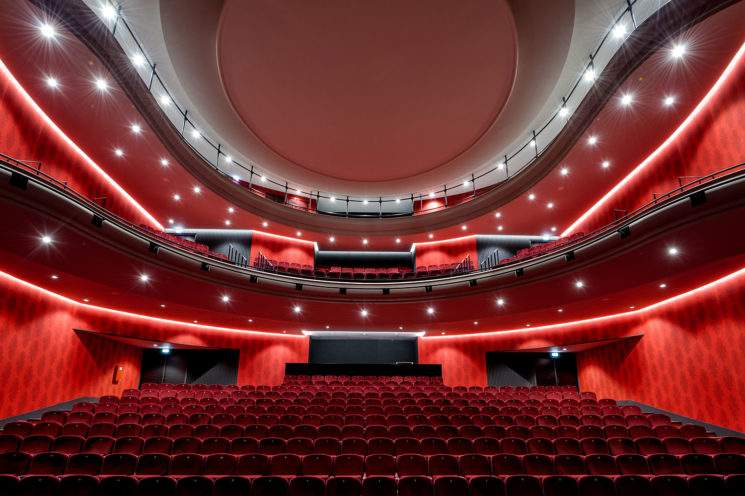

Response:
(253, 259), (474, 281)
(4, 432), (738, 456)
(0, 473), (742, 496)
(3, 451), (745, 477)
(499, 232), (585, 265)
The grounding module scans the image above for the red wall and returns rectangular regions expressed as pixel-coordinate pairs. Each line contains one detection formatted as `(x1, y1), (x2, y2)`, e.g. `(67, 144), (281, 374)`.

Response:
(574, 43), (745, 233)
(0, 272), (308, 418)
(0, 63), (157, 228)
(419, 268), (745, 431)
(414, 236), (477, 267)
(249, 231), (316, 266)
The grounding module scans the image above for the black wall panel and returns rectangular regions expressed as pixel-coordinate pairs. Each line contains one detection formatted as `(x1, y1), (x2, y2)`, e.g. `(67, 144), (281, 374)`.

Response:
(486, 352), (578, 387)
(140, 349), (239, 385)
(309, 337), (417, 364)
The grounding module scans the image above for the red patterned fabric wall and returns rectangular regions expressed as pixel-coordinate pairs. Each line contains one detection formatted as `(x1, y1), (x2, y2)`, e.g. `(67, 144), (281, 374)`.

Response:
(248, 231), (316, 267)
(419, 272), (745, 431)
(576, 45), (745, 233)
(414, 236), (477, 267)
(0, 274), (309, 418)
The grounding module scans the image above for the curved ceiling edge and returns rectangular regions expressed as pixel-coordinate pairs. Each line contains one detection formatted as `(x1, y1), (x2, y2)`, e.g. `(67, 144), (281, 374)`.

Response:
(30, 0), (738, 237)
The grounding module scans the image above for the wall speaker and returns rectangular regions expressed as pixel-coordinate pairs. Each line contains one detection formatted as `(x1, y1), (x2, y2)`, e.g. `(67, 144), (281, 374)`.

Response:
(618, 226), (631, 238)
(148, 242), (159, 254)
(10, 172), (28, 190)
(249, 275), (258, 283)
(565, 251), (575, 262)
(339, 288), (347, 295)
(690, 190), (707, 207)
(469, 279), (478, 287)
(382, 288), (390, 295)
(295, 283), (303, 291)
(425, 286), (433, 293)
(201, 262), (210, 272)
(91, 215), (104, 227)
(515, 268), (524, 277)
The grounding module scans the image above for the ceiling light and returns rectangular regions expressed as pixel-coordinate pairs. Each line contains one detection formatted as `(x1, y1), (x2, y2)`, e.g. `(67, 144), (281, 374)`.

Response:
(428, 233), (434, 239)
(612, 23), (627, 39)
(659, 283), (667, 288)
(192, 186), (201, 194)
(363, 199), (369, 205)
(130, 123), (142, 134)
(629, 305), (635, 309)
(461, 225), (467, 231)
(160, 158), (169, 167)
(114, 148), (124, 157)
(221, 294), (231, 303)
(428, 192), (435, 198)
(168, 219), (174, 225)
(560, 167), (569, 176)
(558, 106), (570, 118)
(223, 155), (233, 163)
(293, 305), (302, 314)
(224, 220), (231, 226)
(94, 78), (109, 92)
(362, 238), (368, 245)
(294, 189), (301, 195)
(463, 180), (470, 187)
(620, 93), (634, 106)
(473, 321), (478, 325)
(395, 238), (401, 244)
(587, 135), (598, 146)
(262, 221), (268, 228)
(426, 307), (435, 315)
(601, 160), (611, 169)
(325, 325), (330, 329)
(139, 273), (149, 283)
(671, 43), (686, 59)
(667, 246), (680, 256)
(360, 308), (368, 317)
(663, 95), (676, 107)
(497, 162), (505, 170)
(529, 139), (537, 147)
(528, 193), (536, 201)
(83, 298), (90, 303)
(495, 212), (502, 218)
(395, 198), (401, 203)
(329, 236), (335, 243)
(190, 129), (201, 139)
(547, 202), (555, 209)
(39, 22), (56, 39)
(172, 194), (181, 201)
(441, 331), (445, 335)
(497, 225), (504, 231)
(575, 280), (585, 288)
(296, 231), (302, 237)
(260, 175), (267, 182)
(100, 3), (117, 20)
(550, 226), (557, 232)
(160, 304), (166, 308)
(131, 53), (146, 68)
(45, 77), (59, 89)
(50, 274), (59, 280)
(557, 308), (563, 313)
(496, 298), (505, 307)
(248, 318), (253, 323)
(159, 94), (171, 106)
(227, 207), (235, 213)
(330, 196), (336, 202)
(583, 67), (596, 83)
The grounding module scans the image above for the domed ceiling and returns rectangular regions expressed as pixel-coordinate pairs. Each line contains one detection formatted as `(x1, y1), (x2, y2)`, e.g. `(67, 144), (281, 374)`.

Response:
(157, 0), (577, 195)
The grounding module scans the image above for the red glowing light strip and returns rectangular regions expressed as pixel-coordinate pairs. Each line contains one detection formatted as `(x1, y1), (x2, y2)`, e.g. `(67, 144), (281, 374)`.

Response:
(0, 58), (163, 230)
(0, 269), (303, 339)
(562, 41), (745, 237)
(424, 264), (745, 339)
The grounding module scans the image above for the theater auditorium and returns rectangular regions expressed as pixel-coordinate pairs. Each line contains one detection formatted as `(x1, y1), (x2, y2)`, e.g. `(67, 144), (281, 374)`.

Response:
(1, 0), (745, 495)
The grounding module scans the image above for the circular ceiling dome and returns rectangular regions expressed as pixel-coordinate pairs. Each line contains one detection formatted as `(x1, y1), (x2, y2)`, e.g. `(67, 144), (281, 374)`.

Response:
(217, 0), (517, 183)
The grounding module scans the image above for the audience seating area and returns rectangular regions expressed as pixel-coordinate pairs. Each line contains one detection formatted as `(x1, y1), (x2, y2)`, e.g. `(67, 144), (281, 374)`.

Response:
(500, 233), (585, 266)
(138, 225), (229, 262)
(1, 376), (743, 495)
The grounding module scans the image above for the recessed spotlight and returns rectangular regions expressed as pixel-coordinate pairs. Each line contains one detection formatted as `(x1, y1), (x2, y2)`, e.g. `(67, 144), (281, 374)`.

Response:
(497, 225), (504, 231)
(667, 246), (679, 256)
(461, 225), (467, 231)
(139, 273), (150, 283)
(670, 43), (686, 59)
(560, 167), (569, 176)
(583, 67), (596, 83)
(659, 283), (667, 289)
(363, 199), (369, 205)
(629, 305), (635, 309)
(575, 280), (585, 288)
(558, 106), (570, 118)
(172, 194), (181, 201)
(601, 160), (611, 169)
(426, 307), (435, 315)
(473, 321), (478, 326)
(114, 148), (124, 157)
(329, 236), (335, 243)
(262, 221), (268, 228)
(529, 139), (537, 148)
(82, 298), (90, 303)
(497, 162), (505, 170)
(248, 318), (253, 323)
(160, 304), (166, 308)
(395, 238), (401, 244)
(260, 175), (267, 183)
(547, 202), (555, 209)
(557, 308), (564, 313)
(587, 135), (598, 146)
(192, 186), (201, 194)
(496, 298), (505, 307)
(190, 129), (201, 139)
(525, 324), (531, 327)
(441, 331), (446, 335)
(329, 196), (336, 202)
(159, 94), (171, 106)
(398, 326), (403, 330)
(40, 235), (53, 245)
(168, 219), (174, 225)
(293, 305), (302, 314)
(326, 325), (330, 329)
(94, 78), (109, 92)
(620, 93), (634, 106)
(224, 220), (231, 226)
(360, 308), (369, 317)
(362, 238), (368, 245)
(160, 158), (169, 167)
(221, 294), (231, 303)
(463, 180), (470, 187)
(50, 274), (59, 280)
(428, 192), (435, 199)
(395, 198), (401, 204)
(495, 212), (502, 218)
(227, 207), (235, 214)
(100, 3), (117, 20)
(296, 231), (302, 237)
(223, 155), (233, 163)
(131, 53), (146, 68)
(45, 77), (59, 89)
(550, 226), (557, 232)
(528, 193), (536, 201)
(663, 95), (676, 107)
(130, 123), (142, 134)
(428, 233), (434, 239)
(39, 22), (56, 39)
(612, 23), (627, 39)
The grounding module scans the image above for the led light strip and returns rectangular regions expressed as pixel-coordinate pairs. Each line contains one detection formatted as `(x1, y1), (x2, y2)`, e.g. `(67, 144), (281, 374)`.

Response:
(0, 58), (163, 230)
(562, 41), (745, 236)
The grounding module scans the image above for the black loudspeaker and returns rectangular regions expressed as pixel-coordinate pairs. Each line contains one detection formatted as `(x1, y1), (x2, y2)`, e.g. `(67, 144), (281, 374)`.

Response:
(618, 226), (631, 238)
(201, 262), (210, 272)
(382, 288), (390, 295)
(10, 172), (28, 190)
(91, 215), (104, 227)
(425, 286), (433, 293)
(690, 190), (707, 207)
(295, 283), (303, 291)
(339, 288), (347, 295)
(515, 268), (524, 277)
(565, 251), (575, 262)
(148, 242), (160, 254)
(249, 275), (258, 283)
(469, 280), (478, 287)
